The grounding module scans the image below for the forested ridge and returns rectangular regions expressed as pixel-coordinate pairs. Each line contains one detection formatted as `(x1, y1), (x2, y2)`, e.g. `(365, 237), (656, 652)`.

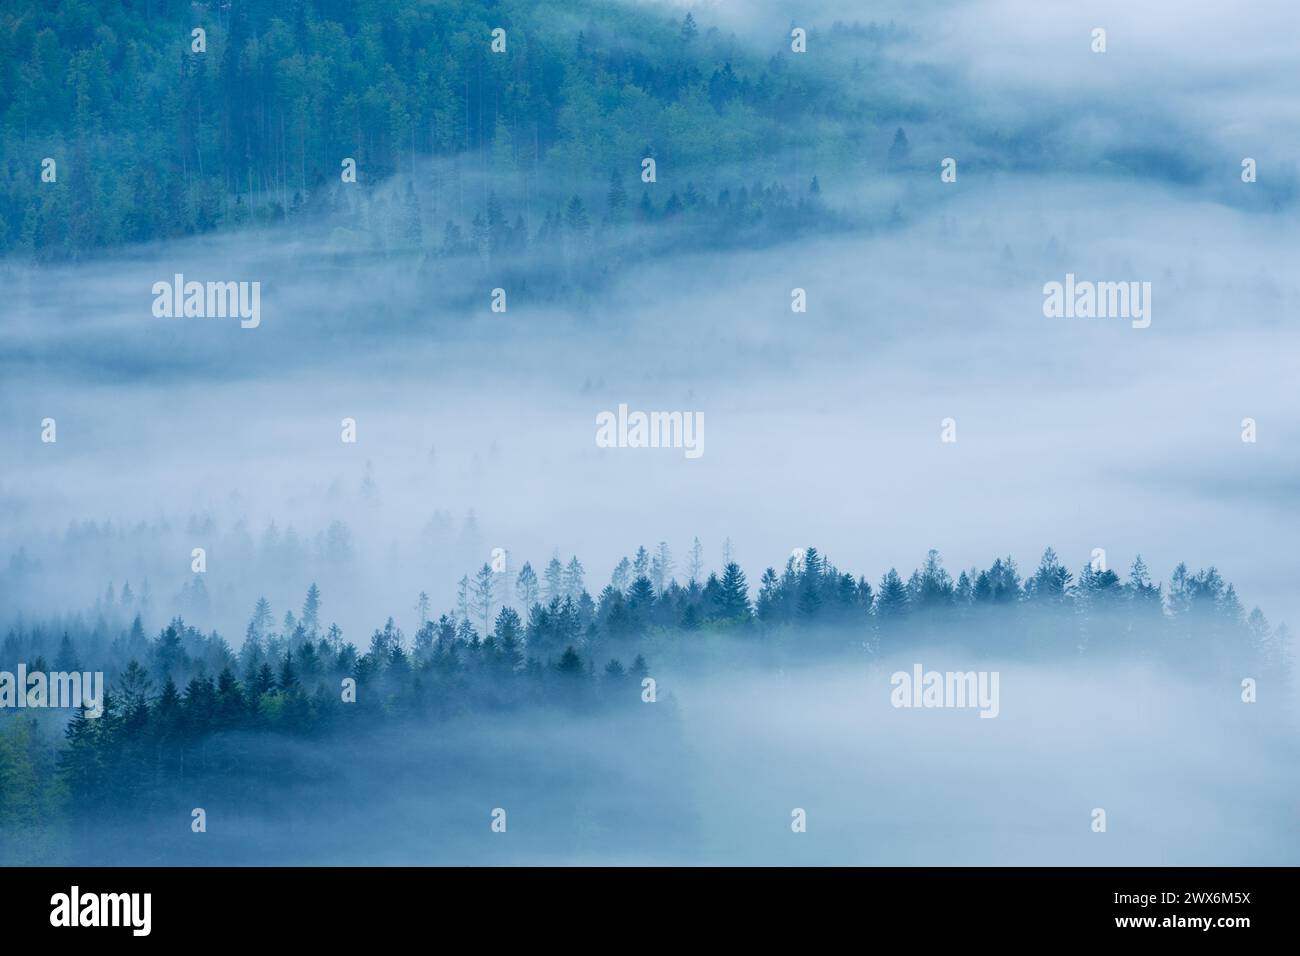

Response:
(0, 0), (906, 260)
(1, 542), (1290, 862)
(3, 1), (1295, 871)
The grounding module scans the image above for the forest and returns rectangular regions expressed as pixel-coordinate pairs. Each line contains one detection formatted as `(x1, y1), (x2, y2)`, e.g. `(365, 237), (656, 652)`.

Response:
(3, 0), (1297, 870)
(0, 542), (1290, 863)
(0, 0), (912, 262)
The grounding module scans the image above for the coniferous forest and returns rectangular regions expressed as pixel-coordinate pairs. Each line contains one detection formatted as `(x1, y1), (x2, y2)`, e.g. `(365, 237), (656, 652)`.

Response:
(2, 0), (1298, 879)
(1, 543), (1291, 864)
(1, 0), (886, 263)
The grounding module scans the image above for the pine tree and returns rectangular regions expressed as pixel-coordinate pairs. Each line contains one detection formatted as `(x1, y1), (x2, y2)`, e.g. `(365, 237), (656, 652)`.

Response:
(633, 546), (650, 580)
(301, 583), (321, 637)
(251, 663), (276, 701)
(681, 602), (701, 631)
(651, 542), (674, 594)
(543, 557), (565, 603)
(563, 557), (586, 599)
(565, 196), (590, 236)
(715, 563), (750, 621)
(887, 127), (911, 171)
(876, 569), (909, 619)
(606, 169), (628, 221)
(119, 660), (153, 711)
(1026, 548), (1070, 603)
(612, 557), (632, 592)
(278, 652), (299, 692)
(856, 577), (874, 615)
(913, 550), (954, 610)
(153, 678), (183, 738)
(493, 606), (523, 644)
(494, 606), (525, 671)
(471, 563), (496, 634)
(215, 667), (245, 727)
(797, 577), (822, 619)
(55, 633), (79, 671)
(515, 562), (539, 608)
(756, 568), (781, 621)
(688, 537), (704, 583)
(1127, 555), (1161, 615)
(557, 646), (584, 677)
(457, 575), (471, 621)
(627, 577), (656, 633)
(60, 706), (101, 805)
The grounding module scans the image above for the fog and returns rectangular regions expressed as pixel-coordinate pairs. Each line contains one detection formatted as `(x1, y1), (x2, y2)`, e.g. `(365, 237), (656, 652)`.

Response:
(53, 644), (1300, 866)
(3, 173), (1296, 637)
(2, 0), (1297, 866)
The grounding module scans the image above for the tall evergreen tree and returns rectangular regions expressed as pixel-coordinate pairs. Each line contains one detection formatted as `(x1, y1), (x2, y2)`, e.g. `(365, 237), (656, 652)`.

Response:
(715, 563), (751, 622)
(876, 569), (909, 620)
(301, 584), (321, 638)
(563, 557), (586, 600)
(471, 563), (496, 634)
(543, 558), (565, 604)
(515, 562), (540, 608)
(651, 542), (674, 594)
(606, 170), (628, 221)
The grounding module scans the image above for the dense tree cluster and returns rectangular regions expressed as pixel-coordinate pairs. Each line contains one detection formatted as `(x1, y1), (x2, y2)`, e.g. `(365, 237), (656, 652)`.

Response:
(1, 587), (652, 862)
(1, 543), (1288, 862)
(0, 0), (896, 259)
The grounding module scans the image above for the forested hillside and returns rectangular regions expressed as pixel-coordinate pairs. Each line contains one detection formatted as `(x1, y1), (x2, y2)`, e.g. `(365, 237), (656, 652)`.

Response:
(0, 0), (905, 259)
(1, 542), (1290, 862)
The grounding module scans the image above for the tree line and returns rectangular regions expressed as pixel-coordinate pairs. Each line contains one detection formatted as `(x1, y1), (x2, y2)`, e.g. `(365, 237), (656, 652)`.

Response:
(1, 542), (1289, 862)
(3, 543), (1287, 725)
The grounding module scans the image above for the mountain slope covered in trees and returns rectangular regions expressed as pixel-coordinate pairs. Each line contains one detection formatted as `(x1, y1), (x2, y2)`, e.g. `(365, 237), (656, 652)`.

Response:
(1, 0), (905, 258)
(1, 543), (1290, 863)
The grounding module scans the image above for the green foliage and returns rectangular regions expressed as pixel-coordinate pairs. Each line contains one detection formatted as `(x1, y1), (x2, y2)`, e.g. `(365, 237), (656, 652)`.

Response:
(0, 715), (67, 864)
(0, 542), (1283, 860)
(0, 0), (878, 259)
